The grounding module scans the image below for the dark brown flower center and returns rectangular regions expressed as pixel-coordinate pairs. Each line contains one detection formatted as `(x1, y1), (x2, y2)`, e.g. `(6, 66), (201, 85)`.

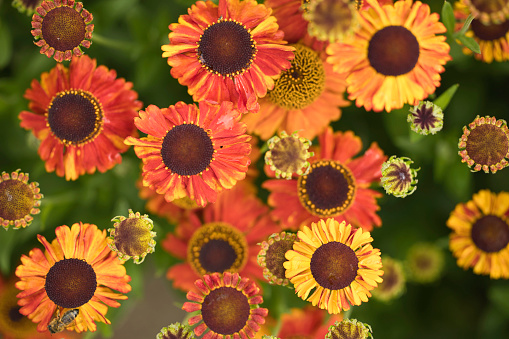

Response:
(265, 238), (296, 281)
(47, 89), (103, 146)
(197, 19), (256, 77)
(161, 124), (215, 176)
(201, 287), (250, 335)
(297, 160), (356, 217)
(468, 0), (508, 15)
(410, 104), (439, 131)
(471, 215), (509, 253)
(0, 180), (34, 221)
(187, 222), (248, 275)
(45, 258), (97, 308)
(310, 241), (359, 290)
(9, 305), (24, 323)
(465, 123), (509, 168)
(41, 6), (86, 52)
(471, 19), (509, 41)
(368, 25), (420, 76)
(268, 44), (325, 109)
(114, 218), (152, 257)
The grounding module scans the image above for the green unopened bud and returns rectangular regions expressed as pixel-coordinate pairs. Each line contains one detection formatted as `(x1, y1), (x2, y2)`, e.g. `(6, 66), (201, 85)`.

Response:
(408, 101), (444, 135)
(265, 131), (314, 179)
(326, 319), (373, 339)
(381, 156), (419, 198)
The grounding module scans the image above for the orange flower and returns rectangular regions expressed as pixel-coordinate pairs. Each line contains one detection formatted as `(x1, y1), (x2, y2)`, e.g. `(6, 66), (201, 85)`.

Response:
(326, 0), (450, 112)
(161, 0), (295, 113)
(125, 101), (252, 207)
(15, 222), (131, 333)
(278, 306), (342, 339)
(264, 127), (386, 231)
(19, 55), (142, 180)
(162, 182), (280, 292)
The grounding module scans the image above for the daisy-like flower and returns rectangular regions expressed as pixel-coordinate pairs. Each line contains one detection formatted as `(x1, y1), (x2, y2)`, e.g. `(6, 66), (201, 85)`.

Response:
(464, 0), (509, 25)
(183, 272), (268, 339)
(380, 156), (419, 198)
(405, 242), (445, 283)
(19, 55), (142, 181)
(125, 101), (251, 207)
(303, 0), (359, 43)
(15, 222), (132, 333)
(157, 322), (195, 339)
(372, 256), (406, 301)
(243, 38), (349, 140)
(325, 319), (373, 339)
(408, 100), (444, 135)
(284, 218), (383, 313)
(108, 209), (157, 264)
(455, 0), (509, 63)
(31, 0), (93, 62)
(264, 131), (314, 179)
(161, 0), (295, 114)
(326, 0), (451, 112)
(277, 306), (342, 339)
(0, 170), (43, 230)
(12, 0), (43, 15)
(264, 127), (386, 231)
(458, 115), (509, 173)
(447, 190), (509, 279)
(257, 231), (297, 286)
(162, 182), (280, 292)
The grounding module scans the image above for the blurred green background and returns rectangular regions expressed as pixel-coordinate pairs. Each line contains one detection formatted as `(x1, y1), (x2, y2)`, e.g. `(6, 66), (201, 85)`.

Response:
(1, 0), (509, 338)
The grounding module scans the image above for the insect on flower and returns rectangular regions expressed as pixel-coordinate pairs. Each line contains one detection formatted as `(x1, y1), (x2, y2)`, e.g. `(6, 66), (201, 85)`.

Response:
(47, 308), (79, 334)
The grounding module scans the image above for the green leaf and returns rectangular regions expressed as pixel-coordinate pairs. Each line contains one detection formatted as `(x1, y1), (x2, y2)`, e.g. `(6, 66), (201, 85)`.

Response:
(434, 83), (459, 110)
(457, 34), (481, 54)
(441, 1), (455, 35)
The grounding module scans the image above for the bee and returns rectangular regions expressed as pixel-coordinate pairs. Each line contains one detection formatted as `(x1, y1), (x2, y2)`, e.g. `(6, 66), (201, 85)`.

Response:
(47, 308), (79, 334)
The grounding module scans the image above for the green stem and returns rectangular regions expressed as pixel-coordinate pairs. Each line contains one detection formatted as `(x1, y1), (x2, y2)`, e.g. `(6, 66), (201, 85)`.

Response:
(458, 14), (475, 36)
(92, 33), (135, 51)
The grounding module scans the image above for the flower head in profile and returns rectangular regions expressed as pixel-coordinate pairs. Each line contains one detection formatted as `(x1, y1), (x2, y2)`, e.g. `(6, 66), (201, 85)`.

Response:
(243, 37), (349, 140)
(162, 182), (279, 292)
(464, 0), (509, 25)
(458, 115), (509, 173)
(264, 127), (386, 231)
(325, 319), (373, 339)
(381, 156), (419, 198)
(257, 231), (297, 286)
(183, 272), (268, 339)
(15, 222), (132, 332)
(108, 209), (157, 264)
(303, 0), (359, 43)
(161, 0), (295, 114)
(284, 218), (383, 313)
(157, 322), (195, 339)
(405, 242), (445, 283)
(326, 0), (451, 112)
(454, 0), (509, 63)
(12, 0), (43, 15)
(408, 101), (444, 135)
(31, 0), (93, 62)
(264, 131), (314, 179)
(125, 101), (252, 207)
(372, 256), (406, 301)
(19, 55), (142, 181)
(0, 170), (43, 230)
(447, 190), (509, 279)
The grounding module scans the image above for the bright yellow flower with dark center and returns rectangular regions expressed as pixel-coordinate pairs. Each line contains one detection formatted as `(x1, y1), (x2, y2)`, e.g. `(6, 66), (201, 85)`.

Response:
(464, 0), (509, 25)
(161, 0), (295, 114)
(183, 272), (268, 339)
(125, 101), (252, 207)
(284, 218), (383, 314)
(447, 190), (509, 279)
(108, 209), (157, 264)
(15, 222), (131, 333)
(455, 0), (509, 63)
(458, 115), (509, 173)
(0, 170), (43, 230)
(31, 0), (94, 62)
(19, 55), (142, 181)
(326, 0), (451, 112)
